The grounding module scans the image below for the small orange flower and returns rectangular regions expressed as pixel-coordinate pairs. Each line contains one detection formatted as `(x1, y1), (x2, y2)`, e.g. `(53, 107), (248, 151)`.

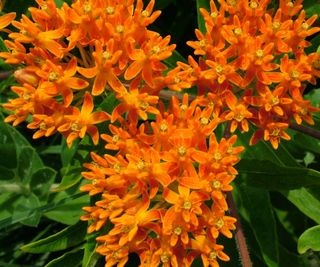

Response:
(58, 92), (110, 146)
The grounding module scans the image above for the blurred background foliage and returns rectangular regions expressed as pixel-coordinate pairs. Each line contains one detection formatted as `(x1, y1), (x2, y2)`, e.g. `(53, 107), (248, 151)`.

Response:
(0, 0), (320, 267)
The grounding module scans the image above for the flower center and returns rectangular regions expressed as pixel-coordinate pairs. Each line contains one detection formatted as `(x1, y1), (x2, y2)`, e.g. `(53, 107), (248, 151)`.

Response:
(39, 122), (46, 130)
(112, 135), (120, 143)
(255, 49), (264, 58)
(160, 253), (169, 263)
(152, 46), (161, 54)
(136, 160), (145, 170)
(290, 70), (300, 79)
(71, 122), (80, 131)
(213, 151), (222, 160)
(211, 11), (218, 18)
(114, 163), (121, 173)
(200, 117), (209, 125)
(116, 25), (124, 33)
(177, 146), (187, 157)
(234, 27), (243, 36)
(250, 1), (258, 9)
(83, 2), (92, 13)
(105, 6), (114, 14)
(142, 10), (150, 17)
(215, 65), (223, 74)
(103, 51), (111, 60)
(159, 123), (168, 132)
(183, 200), (192, 210)
(48, 71), (59, 82)
(209, 251), (217, 260)
(215, 218), (225, 228)
(272, 21), (281, 29)
(212, 180), (221, 189)
(174, 226), (182, 235)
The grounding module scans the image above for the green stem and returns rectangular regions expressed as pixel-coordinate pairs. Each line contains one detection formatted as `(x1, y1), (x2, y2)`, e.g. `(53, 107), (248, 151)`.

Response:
(227, 192), (253, 267)
(290, 123), (320, 140)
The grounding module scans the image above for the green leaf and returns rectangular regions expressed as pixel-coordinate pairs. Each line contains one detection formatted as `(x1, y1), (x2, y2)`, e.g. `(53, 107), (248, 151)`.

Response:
(44, 249), (83, 267)
(83, 232), (101, 267)
(298, 225), (320, 254)
(30, 167), (56, 200)
(284, 188), (320, 225)
(234, 184), (279, 267)
(51, 166), (82, 192)
(196, 0), (209, 33)
(99, 92), (120, 114)
(237, 159), (320, 190)
(21, 221), (87, 253)
(164, 50), (187, 69)
(13, 193), (41, 227)
(45, 194), (89, 225)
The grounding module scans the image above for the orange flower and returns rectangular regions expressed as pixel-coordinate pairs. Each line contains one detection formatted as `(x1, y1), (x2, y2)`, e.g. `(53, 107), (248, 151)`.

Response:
(58, 92), (110, 146)
(0, 12), (15, 30)
(189, 235), (230, 267)
(77, 40), (126, 96)
(10, 15), (64, 57)
(124, 32), (175, 87)
(111, 87), (159, 123)
(263, 122), (291, 149)
(222, 91), (252, 132)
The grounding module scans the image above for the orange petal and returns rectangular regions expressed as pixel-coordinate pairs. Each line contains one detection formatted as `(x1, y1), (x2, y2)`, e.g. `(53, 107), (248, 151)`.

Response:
(0, 12), (16, 29)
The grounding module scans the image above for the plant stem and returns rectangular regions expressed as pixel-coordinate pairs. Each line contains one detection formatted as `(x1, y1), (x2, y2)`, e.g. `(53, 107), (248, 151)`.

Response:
(227, 192), (253, 267)
(0, 70), (14, 80)
(289, 123), (320, 140)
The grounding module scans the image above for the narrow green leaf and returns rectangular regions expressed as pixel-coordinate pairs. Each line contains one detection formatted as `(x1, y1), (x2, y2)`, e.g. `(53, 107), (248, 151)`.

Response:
(284, 188), (320, 224)
(238, 159), (320, 190)
(164, 50), (187, 69)
(21, 221), (87, 253)
(44, 249), (83, 267)
(83, 232), (101, 267)
(51, 166), (82, 192)
(298, 225), (320, 254)
(30, 167), (56, 201)
(196, 0), (209, 33)
(13, 193), (41, 227)
(235, 184), (279, 267)
(45, 194), (89, 225)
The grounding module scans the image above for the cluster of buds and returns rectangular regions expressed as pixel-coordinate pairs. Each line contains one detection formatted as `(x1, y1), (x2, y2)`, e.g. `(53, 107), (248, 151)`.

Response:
(167, 0), (320, 148)
(0, 0), (175, 147)
(81, 94), (243, 266)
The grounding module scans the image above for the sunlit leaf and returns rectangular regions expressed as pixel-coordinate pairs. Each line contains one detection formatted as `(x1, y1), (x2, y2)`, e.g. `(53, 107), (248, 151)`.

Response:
(298, 225), (320, 254)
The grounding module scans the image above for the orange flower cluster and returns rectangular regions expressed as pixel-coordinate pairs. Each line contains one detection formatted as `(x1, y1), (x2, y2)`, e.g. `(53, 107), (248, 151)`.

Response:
(0, 0), (175, 147)
(167, 0), (320, 149)
(81, 94), (243, 267)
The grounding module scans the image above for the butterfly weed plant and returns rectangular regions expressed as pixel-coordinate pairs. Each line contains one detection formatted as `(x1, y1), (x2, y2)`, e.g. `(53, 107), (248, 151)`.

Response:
(0, 0), (320, 266)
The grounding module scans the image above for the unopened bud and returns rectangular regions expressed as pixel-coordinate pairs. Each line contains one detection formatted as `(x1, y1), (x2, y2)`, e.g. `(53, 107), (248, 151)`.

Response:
(14, 69), (39, 87)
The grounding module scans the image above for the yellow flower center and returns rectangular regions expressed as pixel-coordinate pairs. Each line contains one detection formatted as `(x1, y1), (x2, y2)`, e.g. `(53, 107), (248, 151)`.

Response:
(102, 51), (111, 60)
(105, 6), (114, 14)
(227, 0), (237, 6)
(48, 71), (59, 82)
(160, 253), (169, 263)
(112, 135), (120, 143)
(300, 107), (307, 115)
(270, 96), (279, 105)
(23, 93), (31, 101)
(271, 128), (280, 137)
(41, 3), (48, 10)
(287, 1), (294, 7)
(200, 117), (209, 125)
(139, 102), (149, 110)
(234, 27), (243, 36)
(234, 112), (244, 122)
(199, 40), (206, 47)
(159, 123), (168, 132)
(212, 180), (221, 189)
(301, 22), (309, 30)
(272, 21), (281, 30)
(215, 218), (224, 228)
(174, 77), (181, 84)
(180, 104), (187, 111)
(152, 46), (161, 54)
(227, 146), (233, 154)
(215, 65), (223, 74)
(213, 151), (222, 161)
(116, 25), (124, 33)
(250, 1), (258, 9)
(142, 10), (149, 17)
(21, 29), (27, 35)
(112, 251), (120, 260)
(255, 49), (264, 58)
(114, 163), (121, 173)
(71, 122), (80, 131)
(209, 251), (217, 260)
(137, 160), (145, 170)
(39, 122), (46, 130)
(291, 70), (300, 79)
(83, 2), (92, 13)
(183, 200), (192, 210)
(174, 226), (182, 235)
(211, 11), (218, 18)
(177, 146), (187, 157)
